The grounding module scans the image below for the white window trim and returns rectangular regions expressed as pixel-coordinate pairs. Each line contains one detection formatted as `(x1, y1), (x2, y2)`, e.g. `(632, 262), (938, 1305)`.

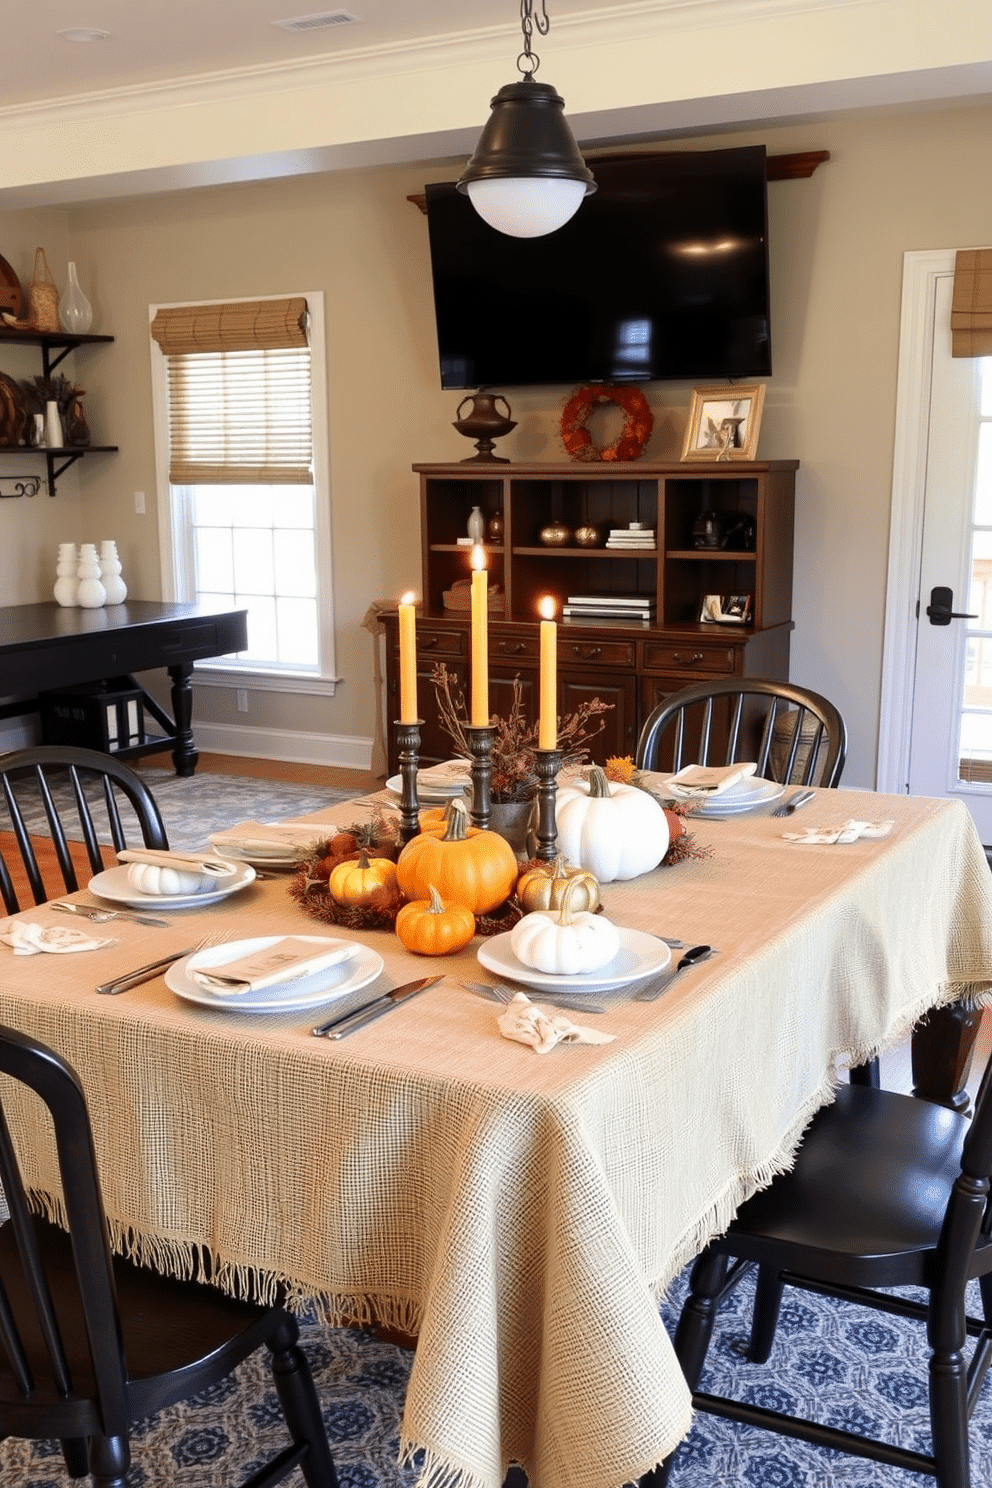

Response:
(149, 289), (340, 694)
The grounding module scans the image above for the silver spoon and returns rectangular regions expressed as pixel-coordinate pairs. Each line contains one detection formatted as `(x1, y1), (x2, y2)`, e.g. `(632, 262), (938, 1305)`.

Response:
(634, 944), (714, 1001)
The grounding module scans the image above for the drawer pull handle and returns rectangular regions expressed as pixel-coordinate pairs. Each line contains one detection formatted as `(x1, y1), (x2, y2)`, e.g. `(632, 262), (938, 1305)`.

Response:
(421, 637), (439, 650)
(672, 652), (703, 666)
(498, 642), (527, 655)
(571, 646), (602, 660)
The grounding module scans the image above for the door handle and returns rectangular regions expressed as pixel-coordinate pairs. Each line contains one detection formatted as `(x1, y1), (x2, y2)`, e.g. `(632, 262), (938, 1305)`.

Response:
(926, 585), (978, 626)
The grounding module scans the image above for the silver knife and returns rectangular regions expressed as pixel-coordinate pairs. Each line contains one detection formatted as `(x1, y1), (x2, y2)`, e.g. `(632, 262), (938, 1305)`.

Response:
(634, 944), (713, 1001)
(311, 975), (444, 1038)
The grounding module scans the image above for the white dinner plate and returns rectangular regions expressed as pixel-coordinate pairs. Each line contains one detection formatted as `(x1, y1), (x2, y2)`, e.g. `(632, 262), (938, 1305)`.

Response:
(88, 861), (256, 909)
(477, 927), (671, 995)
(209, 824), (325, 869)
(642, 772), (785, 816)
(166, 935), (384, 1013)
(386, 761), (470, 804)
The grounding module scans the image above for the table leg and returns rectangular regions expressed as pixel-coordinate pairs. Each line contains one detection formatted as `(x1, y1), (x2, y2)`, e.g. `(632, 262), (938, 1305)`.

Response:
(168, 663), (199, 777)
(911, 1002), (983, 1112)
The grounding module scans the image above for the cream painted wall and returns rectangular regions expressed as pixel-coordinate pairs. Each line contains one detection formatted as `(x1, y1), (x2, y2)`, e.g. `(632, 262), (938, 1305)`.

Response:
(2, 101), (990, 781)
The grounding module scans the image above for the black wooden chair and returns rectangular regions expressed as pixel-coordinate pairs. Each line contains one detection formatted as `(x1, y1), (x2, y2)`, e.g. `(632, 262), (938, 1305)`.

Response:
(657, 1062), (992, 1487)
(0, 745), (168, 912)
(0, 1022), (339, 1488)
(635, 678), (848, 788)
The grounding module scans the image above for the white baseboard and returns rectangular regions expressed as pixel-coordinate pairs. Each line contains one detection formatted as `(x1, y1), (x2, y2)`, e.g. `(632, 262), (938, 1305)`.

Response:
(191, 721), (374, 772)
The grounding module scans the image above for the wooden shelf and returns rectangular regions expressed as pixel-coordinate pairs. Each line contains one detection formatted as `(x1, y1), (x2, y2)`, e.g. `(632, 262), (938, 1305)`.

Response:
(0, 332), (117, 493)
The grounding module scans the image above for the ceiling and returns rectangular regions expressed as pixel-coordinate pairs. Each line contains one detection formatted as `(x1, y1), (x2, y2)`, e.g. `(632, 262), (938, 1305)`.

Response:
(4, 1), (617, 108)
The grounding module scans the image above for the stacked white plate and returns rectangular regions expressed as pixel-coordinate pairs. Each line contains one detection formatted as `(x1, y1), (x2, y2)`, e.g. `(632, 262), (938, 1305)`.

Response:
(166, 935), (384, 1013)
(386, 760), (471, 804)
(642, 772), (785, 816)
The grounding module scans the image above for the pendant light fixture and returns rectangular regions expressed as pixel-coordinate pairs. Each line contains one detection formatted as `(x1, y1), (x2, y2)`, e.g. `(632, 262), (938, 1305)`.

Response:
(457, 0), (596, 239)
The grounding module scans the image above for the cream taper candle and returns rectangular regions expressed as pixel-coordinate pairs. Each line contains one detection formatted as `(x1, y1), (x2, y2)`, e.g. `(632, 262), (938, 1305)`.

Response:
(398, 592), (417, 723)
(470, 545), (489, 727)
(538, 595), (558, 750)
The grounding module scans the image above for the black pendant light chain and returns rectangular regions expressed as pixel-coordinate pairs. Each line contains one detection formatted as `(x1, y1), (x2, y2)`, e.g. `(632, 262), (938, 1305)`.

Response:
(517, 0), (550, 77)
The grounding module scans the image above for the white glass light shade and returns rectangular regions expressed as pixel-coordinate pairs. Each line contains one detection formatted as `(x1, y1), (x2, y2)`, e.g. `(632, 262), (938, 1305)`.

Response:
(466, 176), (587, 239)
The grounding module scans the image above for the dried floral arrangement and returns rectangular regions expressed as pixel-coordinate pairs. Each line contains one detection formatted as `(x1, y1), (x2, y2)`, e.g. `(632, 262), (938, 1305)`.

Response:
(601, 756), (712, 866)
(432, 662), (612, 803)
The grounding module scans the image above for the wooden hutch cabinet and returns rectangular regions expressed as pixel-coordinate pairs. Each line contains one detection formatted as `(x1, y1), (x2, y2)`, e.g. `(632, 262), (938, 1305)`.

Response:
(382, 459), (797, 771)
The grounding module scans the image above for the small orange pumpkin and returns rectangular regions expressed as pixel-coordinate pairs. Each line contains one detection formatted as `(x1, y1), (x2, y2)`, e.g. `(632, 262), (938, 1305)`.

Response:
(395, 884), (475, 955)
(328, 848), (398, 907)
(396, 799), (517, 914)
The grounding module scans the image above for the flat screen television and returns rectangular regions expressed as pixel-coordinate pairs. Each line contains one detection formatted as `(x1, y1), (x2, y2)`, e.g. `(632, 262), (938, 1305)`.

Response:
(425, 145), (771, 390)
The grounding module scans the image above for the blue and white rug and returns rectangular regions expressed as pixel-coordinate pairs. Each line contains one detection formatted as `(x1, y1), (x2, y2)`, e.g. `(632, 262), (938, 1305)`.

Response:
(4, 1265), (990, 1486)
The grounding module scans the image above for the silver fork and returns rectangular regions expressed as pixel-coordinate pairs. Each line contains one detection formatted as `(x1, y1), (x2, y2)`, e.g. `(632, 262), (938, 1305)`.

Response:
(96, 932), (231, 995)
(460, 980), (607, 1015)
(51, 901), (170, 929)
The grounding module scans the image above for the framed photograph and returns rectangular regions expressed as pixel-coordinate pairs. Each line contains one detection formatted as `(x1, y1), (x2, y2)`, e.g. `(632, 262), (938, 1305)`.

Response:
(699, 593), (752, 625)
(681, 383), (766, 462)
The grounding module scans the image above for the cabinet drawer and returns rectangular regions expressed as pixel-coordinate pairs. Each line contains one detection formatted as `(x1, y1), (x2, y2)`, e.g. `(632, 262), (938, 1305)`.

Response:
(560, 638), (636, 668)
(643, 641), (736, 674)
(416, 627), (466, 660)
(491, 633), (540, 662)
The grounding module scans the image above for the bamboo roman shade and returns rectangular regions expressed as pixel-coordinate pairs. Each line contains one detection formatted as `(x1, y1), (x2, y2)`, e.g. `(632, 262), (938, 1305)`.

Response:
(951, 249), (992, 358)
(151, 297), (313, 485)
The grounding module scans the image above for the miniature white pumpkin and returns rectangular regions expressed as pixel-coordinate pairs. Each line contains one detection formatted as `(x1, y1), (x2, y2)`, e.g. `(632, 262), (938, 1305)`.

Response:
(509, 879), (621, 975)
(125, 862), (214, 896)
(555, 765), (669, 883)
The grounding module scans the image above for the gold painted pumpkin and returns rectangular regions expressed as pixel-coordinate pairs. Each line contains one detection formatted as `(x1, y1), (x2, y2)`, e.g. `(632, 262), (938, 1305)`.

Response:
(516, 853), (601, 914)
(396, 799), (517, 914)
(328, 848), (398, 907)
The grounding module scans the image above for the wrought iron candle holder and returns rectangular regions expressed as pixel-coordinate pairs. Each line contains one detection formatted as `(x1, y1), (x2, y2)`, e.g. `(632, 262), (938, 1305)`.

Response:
(533, 747), (562, 860)
(394, 720), (422, 844)
(465, 724), (496, 830)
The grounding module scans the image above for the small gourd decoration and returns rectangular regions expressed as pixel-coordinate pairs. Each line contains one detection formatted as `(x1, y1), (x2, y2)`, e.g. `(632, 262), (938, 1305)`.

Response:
(396, 798), (517, 915)
(328, 848), (398, 907)
(396, 884), (475, 956)
(517, 853), (601, 914)
(555, 765), (669, 883)
(125, 863), (213, 896)
(509, 878), (620, 976)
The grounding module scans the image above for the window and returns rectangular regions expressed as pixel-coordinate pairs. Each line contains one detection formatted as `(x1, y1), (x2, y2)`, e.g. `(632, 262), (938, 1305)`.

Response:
(150, 293), (336, 693)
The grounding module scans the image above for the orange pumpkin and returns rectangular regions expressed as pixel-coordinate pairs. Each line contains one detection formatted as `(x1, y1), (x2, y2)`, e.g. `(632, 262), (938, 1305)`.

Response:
(395, 884), (475, 955)
(396, 799), (517, 914)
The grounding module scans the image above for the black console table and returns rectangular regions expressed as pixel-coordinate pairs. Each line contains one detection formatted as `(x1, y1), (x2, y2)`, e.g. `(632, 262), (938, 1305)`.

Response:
(0, 601), (248, 776)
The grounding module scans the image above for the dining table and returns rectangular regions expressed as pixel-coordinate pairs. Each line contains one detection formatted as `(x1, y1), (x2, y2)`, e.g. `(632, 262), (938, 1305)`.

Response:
(1, 783), (992, 1488)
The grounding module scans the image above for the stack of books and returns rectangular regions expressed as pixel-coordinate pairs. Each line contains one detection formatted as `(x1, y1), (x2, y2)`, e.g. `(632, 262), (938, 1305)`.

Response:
(606, 523), (656, 550)
(562, 594), (656, 623)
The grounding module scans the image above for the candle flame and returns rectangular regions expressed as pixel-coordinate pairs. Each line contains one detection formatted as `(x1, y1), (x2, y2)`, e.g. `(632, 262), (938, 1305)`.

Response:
(538, 596), (556, 621)
(470, 544), (487, 572)
(400, 591), (416, 605)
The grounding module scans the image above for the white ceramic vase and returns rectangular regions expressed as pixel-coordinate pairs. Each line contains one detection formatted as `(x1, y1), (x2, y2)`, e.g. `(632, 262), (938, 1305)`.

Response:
(44, 400), (63, 450)
(467, 505), (485, 543)
(76, 543), (106, 608)
(60, 261), (93, 334)
(54, 542), (79, 607)
(99, 539), (127, 605)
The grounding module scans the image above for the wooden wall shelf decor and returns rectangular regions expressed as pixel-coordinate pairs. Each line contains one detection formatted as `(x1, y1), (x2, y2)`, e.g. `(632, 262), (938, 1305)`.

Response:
(0, 329), (116, 495)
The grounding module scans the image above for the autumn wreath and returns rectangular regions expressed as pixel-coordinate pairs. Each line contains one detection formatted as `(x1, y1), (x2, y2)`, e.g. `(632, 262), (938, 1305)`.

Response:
(560, 384), (653, 463)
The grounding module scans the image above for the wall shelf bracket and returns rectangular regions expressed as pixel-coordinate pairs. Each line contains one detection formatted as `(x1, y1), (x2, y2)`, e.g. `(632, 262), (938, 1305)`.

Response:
(0, 473), (43, 498)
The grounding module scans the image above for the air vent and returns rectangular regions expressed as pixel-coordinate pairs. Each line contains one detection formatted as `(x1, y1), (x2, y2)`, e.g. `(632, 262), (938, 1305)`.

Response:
(272, 9), (358, 32)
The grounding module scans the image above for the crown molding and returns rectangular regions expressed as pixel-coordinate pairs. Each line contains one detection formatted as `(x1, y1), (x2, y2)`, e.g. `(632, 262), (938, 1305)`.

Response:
(0, 0), (876, 130)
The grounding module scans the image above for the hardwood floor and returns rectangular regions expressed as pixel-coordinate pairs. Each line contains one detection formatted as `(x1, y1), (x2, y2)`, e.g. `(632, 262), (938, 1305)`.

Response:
(137, 751), (379, 794)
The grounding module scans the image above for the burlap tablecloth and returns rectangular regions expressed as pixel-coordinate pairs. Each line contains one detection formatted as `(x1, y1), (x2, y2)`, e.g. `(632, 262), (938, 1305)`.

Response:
(1, 788), (991, 1488)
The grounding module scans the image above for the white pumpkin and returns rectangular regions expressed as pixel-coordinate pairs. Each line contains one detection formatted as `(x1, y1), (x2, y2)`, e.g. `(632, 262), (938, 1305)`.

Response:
(125, 862), (214, 896)
(555, 765), (669, 883)
(510, 879), (621, 975)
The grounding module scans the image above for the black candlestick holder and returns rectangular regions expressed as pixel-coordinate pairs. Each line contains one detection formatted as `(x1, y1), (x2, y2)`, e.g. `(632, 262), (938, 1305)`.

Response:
(533, 747), (562, 860)
(465, 724), (496, 830)
(394, 720), (422, 844)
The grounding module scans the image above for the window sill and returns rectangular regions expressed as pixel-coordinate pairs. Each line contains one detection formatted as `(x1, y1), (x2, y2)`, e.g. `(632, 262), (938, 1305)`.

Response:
(192, 664), (341, 698)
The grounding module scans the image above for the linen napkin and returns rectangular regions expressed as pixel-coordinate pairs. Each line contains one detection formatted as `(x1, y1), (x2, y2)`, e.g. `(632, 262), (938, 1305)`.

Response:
(496, 991), (616, 1054)
(782, 818), (894, 844)
(118, 848), (239, 878)
(666, 762), (758, 800)
(0, 919), (114, 955)
(189, 935), (359, 995)
(208, 821), (324, 860)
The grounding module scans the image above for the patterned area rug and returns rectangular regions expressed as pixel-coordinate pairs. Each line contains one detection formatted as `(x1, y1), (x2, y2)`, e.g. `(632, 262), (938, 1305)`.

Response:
(3, 1266), (990, 1486)
(8, 769), (367, 853)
